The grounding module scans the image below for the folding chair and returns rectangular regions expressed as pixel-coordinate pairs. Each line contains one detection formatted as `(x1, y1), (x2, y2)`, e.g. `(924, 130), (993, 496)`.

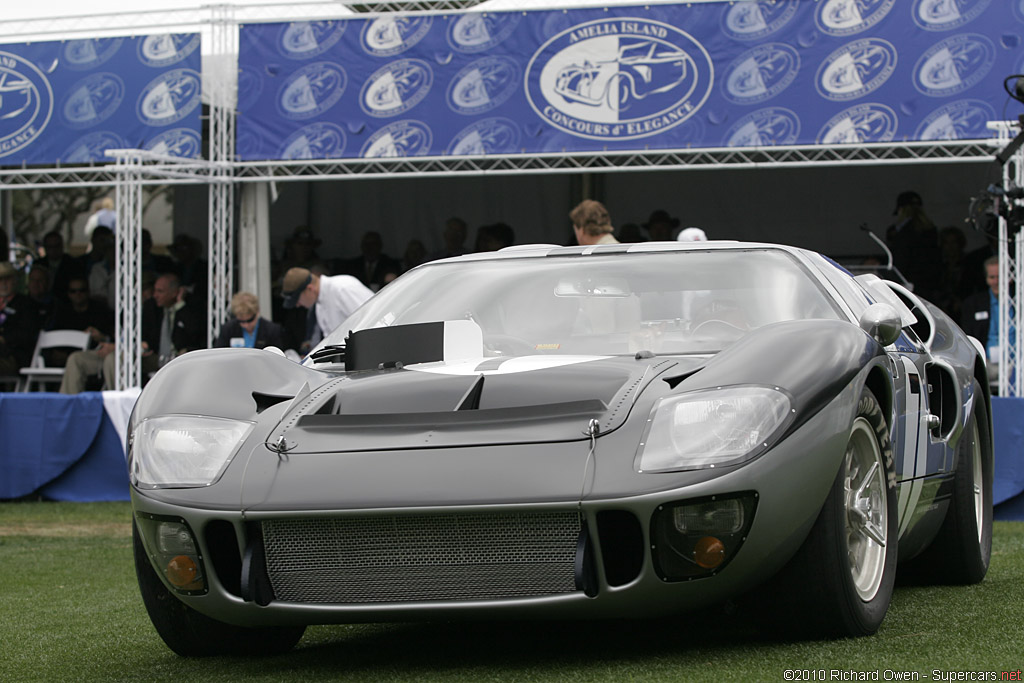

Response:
(18, 330), (92, 392)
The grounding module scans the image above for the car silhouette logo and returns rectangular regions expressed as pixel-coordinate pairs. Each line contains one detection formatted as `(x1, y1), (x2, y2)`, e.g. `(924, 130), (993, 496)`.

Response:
(818, 103), (898, 144)
(448, 12), (520, 53)
(914, 0), (991, 30)
(63, 38), (124, 70)
(361, 120), (432, 158)
(448, 117), (520, 155)
(447, 57), (519, 114)
(139, 34), (200, 67)
(362, 16), (432, 57)
(725, 107), (800, 147)
(62, 73), (124, 128)
(816, 0), (895, 36)
(816, 38), (896, 101)
(914, 34), (995, 96)
(721, 0), (800, 40)
(279, 21), (346, 59)
(360, 59), (433, 117)
(723, 43), (799, 103)
(137, 69), (201, 126)
(280, 122), (347, 160)
(145, 128), (201, 158)
(554, 41), (692, 111)
(278, 62), (346, 119)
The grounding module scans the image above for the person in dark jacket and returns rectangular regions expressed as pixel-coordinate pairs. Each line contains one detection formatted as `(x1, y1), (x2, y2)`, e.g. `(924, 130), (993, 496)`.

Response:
(213, 292), (290, 351)
(0, 261), (41, 376)
(60, 272), (205, 392)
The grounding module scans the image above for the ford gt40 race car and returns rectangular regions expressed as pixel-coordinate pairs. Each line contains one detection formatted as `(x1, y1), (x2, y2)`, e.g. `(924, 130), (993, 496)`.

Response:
(128, 242), (993, 655)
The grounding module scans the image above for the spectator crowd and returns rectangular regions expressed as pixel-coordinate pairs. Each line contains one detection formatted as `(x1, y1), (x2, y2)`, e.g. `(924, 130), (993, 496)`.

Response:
(0, 192), (1008, 393)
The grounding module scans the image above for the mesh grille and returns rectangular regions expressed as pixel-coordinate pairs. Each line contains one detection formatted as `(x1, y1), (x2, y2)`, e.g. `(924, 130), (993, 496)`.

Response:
(262, 511), (581, 603)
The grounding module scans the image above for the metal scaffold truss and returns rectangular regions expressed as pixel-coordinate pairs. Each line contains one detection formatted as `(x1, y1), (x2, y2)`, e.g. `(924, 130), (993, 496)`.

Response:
(233, 140), (998, 182)
(991, 120), (1024, 398)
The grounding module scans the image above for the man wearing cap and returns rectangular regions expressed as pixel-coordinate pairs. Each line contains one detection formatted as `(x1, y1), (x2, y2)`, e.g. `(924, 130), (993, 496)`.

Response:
(281, 267), (373, 345)
(886, 190), (942, 303)
(0, 261), (42, 377)
(570, 199), (619, 246)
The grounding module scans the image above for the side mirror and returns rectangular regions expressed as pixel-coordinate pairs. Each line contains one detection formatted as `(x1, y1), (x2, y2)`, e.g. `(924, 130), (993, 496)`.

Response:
(859, 303), (902, 347)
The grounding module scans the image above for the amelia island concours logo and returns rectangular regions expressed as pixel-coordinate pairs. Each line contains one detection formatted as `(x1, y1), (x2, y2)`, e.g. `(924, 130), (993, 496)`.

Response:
(361, 120), (432, 158)
(447, 117), (521, 155)
(60, 131), (126, 163)
(145, 128), (202, 158)
(137, 69), (201, 126)
(816, 0), (896, 36)
(816, 38), (897, 101)
(63, 38), (123, 70)
(914, 34), (995, 96)
(279, 21), (347, 60)
(61, 73), (125, 129)
(447, 57), (519, 115)
(525, 18), (713, 141)
(721, 0), (800, 41)
(724, 107), (800, 147)
(915, 99), (996, 140)
(279, 122), (347, 160)
(362, 16), (432, 57)
(818, 103), (898, 144)
(138, 34), (200, 67)
(722, 43), (800, 104)
(448, 12), (521, 54)
(360, 59), (433, 118)
(0, 51), (54, 159)
(277, 62), (347, 120)
(914, 0), (992, 31)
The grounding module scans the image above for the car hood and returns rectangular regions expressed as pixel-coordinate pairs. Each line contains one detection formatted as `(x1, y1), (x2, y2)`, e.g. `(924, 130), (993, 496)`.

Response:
(268, 355), (684, 454)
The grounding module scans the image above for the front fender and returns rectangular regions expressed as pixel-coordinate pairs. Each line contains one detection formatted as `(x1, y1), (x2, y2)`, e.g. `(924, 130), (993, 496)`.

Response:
(134, 348), (327, 423)
(673, 319), (888, 432)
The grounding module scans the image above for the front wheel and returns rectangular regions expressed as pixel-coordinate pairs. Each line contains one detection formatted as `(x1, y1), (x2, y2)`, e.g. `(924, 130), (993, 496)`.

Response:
(770, 387), (898, 637)
(133, 522), (305, 657)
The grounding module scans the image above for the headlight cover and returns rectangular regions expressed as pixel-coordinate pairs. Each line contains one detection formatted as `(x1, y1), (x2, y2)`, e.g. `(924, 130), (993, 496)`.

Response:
(636, 386), (793, 472)
(131, 415), (254, 488)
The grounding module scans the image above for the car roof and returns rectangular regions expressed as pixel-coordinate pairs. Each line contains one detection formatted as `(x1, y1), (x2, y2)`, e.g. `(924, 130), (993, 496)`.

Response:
(436, 240), (812, 263)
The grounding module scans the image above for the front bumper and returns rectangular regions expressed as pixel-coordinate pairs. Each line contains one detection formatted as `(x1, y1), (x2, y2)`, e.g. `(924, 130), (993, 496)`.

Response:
(132, 382), (858, 628)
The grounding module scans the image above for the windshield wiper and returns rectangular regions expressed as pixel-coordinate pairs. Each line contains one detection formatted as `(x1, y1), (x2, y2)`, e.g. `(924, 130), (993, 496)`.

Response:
(309, 345), (346, 364)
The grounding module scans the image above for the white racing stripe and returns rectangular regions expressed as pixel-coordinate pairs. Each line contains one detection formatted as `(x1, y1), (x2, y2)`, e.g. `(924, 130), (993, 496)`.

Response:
(408, 355), (607, 376)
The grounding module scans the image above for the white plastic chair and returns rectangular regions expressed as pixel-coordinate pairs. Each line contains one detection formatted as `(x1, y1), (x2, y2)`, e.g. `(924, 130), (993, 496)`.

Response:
(18, 330), (92, 392)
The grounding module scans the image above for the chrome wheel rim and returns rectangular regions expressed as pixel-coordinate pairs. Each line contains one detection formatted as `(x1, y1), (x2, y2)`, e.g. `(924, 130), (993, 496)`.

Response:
(970, 419), (984, 542)
(845, 417), (888, 601)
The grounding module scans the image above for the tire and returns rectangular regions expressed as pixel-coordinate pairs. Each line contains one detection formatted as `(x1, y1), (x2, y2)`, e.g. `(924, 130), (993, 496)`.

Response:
(769, 387), (898, 637)
(133, 522), (305, 657)
(902, 379), (993, 584)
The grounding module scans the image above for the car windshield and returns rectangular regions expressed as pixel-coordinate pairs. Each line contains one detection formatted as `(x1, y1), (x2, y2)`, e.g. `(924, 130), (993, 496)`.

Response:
(314, 248), (842, 359)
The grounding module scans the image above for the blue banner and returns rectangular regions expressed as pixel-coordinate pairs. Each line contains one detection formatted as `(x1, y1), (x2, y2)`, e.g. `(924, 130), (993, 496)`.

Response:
(236, 0), (1024, 161)
(1, 34), (202, 165)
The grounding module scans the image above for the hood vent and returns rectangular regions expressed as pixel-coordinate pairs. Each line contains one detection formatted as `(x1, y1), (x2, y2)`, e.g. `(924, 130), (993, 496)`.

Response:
(456, 375), (485, 411)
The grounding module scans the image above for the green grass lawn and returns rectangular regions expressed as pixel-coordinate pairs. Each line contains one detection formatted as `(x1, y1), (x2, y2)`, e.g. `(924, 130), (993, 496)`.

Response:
(1, 502), (1022, 682)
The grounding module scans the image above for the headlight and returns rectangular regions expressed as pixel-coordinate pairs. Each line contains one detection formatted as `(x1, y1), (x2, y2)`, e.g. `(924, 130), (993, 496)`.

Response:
(131, 416), (254, 488)
(636, 386), (792, 472)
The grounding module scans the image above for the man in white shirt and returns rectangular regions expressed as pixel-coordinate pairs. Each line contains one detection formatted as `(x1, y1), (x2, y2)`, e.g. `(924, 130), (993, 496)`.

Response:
(281, 267), (373, 341)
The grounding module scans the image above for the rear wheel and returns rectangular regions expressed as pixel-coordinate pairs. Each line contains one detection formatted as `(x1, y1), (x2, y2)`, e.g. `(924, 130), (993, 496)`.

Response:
(901, 379), (992, 584)
(769, 387), (898, 637)
(133, 522), (305, 657)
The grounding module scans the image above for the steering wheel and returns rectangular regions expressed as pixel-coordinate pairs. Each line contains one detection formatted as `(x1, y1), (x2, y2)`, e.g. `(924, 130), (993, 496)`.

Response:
(691, 319), (747, 338)
(484, 334), (535, 356)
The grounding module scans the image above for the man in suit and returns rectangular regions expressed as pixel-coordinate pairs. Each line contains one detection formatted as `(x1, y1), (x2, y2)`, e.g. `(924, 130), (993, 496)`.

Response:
(60, 272), (205, 393)
(342, 231), (400, 292)
(214, 291), (291, 351)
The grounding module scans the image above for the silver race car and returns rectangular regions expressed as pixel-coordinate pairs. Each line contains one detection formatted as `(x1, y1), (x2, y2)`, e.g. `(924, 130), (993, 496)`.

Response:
(128, 242), (993, 655)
